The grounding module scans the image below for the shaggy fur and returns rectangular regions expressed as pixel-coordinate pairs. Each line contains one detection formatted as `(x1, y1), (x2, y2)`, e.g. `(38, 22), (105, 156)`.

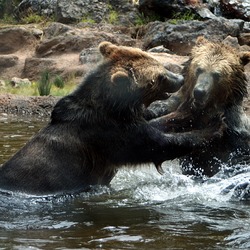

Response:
(0, 41), (223, 195)
(149, 37), (250, 177)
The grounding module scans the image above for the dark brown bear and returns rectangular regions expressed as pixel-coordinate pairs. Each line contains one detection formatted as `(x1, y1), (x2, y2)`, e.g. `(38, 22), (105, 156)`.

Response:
(0, 42), (222, 195)
(149, 37), (250, 177)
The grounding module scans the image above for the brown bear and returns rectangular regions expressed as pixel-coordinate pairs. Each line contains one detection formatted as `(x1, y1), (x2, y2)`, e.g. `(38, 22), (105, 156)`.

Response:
(0, 41), (223, 195)
(148, 37), (250, 178)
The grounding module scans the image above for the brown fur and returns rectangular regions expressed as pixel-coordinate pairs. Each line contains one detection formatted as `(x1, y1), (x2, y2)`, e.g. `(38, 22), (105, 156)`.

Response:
(150, 37), (250, 177)
(2, 41), (221, 195)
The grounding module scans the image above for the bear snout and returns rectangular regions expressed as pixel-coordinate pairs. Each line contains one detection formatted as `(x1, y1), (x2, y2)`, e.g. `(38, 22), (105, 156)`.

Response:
(163, 71), (184, 93)
(193, 87), (206, 101)
(192, 73), (214, 107)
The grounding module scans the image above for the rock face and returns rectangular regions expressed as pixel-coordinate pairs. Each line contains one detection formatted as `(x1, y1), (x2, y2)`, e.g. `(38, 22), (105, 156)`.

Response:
(15, 0), (139, 25)
(139, 18), (244, 55)
(138, 0), (250, 21)
(220, 0), (250, 21)
(0, 27), (37, 54)
(138, 0), (195, 19)
(0, 1), (250, 117)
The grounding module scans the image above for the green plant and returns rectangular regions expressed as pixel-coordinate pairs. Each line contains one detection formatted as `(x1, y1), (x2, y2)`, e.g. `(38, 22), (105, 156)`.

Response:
(106, 4), (118, 24)
(21, 12), (45, 24)
(169, 10), (196, 24)
(38, 70), (52, 96)
(135, 13), (161, 26)
(81, 15), (96, 24)
(108, 10), (118, 24)
(0, 13), (16, 24)
(53, 75), (65, 89)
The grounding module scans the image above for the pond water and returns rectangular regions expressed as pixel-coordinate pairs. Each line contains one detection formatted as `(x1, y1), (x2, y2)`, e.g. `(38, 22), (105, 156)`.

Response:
(0, 116), (250, 249)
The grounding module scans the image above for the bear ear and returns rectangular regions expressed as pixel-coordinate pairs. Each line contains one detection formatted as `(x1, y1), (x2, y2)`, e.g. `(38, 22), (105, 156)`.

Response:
(239, 51), (250, 66)
(195, 36), (209, 46)
(98, 41), (117, 57)
(111, 71), (130, 85)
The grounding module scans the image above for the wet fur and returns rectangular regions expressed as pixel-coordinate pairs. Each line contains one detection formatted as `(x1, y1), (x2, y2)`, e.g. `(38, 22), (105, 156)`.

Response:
(148, 37), (250, 177)
(0, 42), (222, 195)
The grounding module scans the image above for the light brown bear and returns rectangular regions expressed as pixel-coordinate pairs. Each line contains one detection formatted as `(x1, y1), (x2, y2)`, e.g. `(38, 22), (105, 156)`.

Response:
(149, 37), (250, 177)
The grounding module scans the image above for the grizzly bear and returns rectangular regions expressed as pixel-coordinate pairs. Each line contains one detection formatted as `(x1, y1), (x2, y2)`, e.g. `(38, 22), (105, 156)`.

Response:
(0, 41), (223, 195)
(148, 37), (250, 178)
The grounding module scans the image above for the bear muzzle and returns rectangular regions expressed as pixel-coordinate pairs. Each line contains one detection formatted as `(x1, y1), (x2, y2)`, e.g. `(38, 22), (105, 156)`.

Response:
(163, 71), (184, 93)
(192, 73), (213, 108)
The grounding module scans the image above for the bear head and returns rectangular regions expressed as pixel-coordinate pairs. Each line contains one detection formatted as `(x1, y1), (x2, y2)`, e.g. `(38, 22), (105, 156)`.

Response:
(98, 41), (184, 107)
(182, 37), (250, 110)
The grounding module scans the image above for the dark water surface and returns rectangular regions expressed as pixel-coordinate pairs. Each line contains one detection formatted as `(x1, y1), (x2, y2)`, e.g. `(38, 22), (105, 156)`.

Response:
(0, 116), (250, 249)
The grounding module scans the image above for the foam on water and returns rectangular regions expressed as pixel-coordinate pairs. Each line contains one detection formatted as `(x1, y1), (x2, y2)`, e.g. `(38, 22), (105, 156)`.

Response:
(110, 161), (250, 204)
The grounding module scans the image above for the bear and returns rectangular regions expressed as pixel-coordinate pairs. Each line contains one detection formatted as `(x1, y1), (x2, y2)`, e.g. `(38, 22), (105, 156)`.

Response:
(148, 37), (250, 178)
(0, 41), (224, 195)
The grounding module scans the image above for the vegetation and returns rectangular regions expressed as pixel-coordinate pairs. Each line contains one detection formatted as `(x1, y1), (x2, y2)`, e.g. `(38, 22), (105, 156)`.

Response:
(53, 75), (65, 89)
(81, 16), (96, 24)
(0, 78), (75, 97)
(107, 4), (118, 24)
(38, 70), (52, 96)
(0, 0), (21, 18)
(21, 12), (46, 24)
(135, 13), (161, 26)
(0, 70), (73, 96)
(169, 10), (196, 24)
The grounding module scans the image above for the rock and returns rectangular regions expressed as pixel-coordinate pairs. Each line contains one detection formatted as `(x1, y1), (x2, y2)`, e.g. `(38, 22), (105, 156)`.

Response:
(138, 0), (196, 19)
(196, 7), (219, 20)
(220, 0), (250, 21)
(23, 57), (57, 80)
(149, 52), (188, 74)
(0, 94), (60, 116)
(0, 55), (19, 68)
(14, 0), (57, 19)
(148, 45), (171, 53)
(10, 77), (31, 88)
(35, 22), (136, 57)
(79, 48), (101, 65)
(222, 36), (240, 50)
(31, 28), (43, 39)
(0, 27), (38, 54)
(0, 80), (6, 89)
(139, 18), (244, 55)
(56, 0), (140, 25)
(239, 33), (250, 46)
(16, 0), (139, 25)
(55, 0), (109, 24)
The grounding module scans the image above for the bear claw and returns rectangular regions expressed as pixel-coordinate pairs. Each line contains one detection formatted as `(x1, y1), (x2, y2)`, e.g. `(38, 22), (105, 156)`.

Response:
(155, 163), (165, 175)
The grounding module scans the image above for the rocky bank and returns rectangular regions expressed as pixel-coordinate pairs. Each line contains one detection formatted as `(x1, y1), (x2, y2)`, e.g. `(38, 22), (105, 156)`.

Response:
(0, 0), (250, 117)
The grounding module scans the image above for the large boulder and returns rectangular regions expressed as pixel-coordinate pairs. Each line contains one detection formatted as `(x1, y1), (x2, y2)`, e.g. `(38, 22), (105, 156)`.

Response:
(14, 0), (57, 19)
(35, 22), (137, 57)
(220, 0), (250, 21)
(15, 0), (140, 25)
(138, 0), (196, 19)
(0, 27), (37, 54)
(139, 18), (244, 55)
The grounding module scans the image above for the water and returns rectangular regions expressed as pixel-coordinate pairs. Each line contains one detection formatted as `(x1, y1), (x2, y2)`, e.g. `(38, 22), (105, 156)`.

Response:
(0, 116), (250, 249)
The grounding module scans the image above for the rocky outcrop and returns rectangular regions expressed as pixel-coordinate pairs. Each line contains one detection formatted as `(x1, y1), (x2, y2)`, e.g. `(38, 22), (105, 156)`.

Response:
(0, 1), (250, 117)
(15, 0), (140, 25)
(220, 0), (250, 21)
(138, 18), (244, 55)
(138, 0), (250, 21)
(0, 27), (37, 54)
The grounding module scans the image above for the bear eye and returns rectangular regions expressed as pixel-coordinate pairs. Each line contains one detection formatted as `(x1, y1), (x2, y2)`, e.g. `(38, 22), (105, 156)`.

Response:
(196, 67), (204, 76)
(212, 72), (220, 81)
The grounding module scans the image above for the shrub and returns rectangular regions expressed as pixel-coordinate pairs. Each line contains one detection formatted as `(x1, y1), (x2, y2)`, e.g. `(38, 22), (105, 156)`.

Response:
(53, 75), (65, 89)
(38, 70), (52, 96)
